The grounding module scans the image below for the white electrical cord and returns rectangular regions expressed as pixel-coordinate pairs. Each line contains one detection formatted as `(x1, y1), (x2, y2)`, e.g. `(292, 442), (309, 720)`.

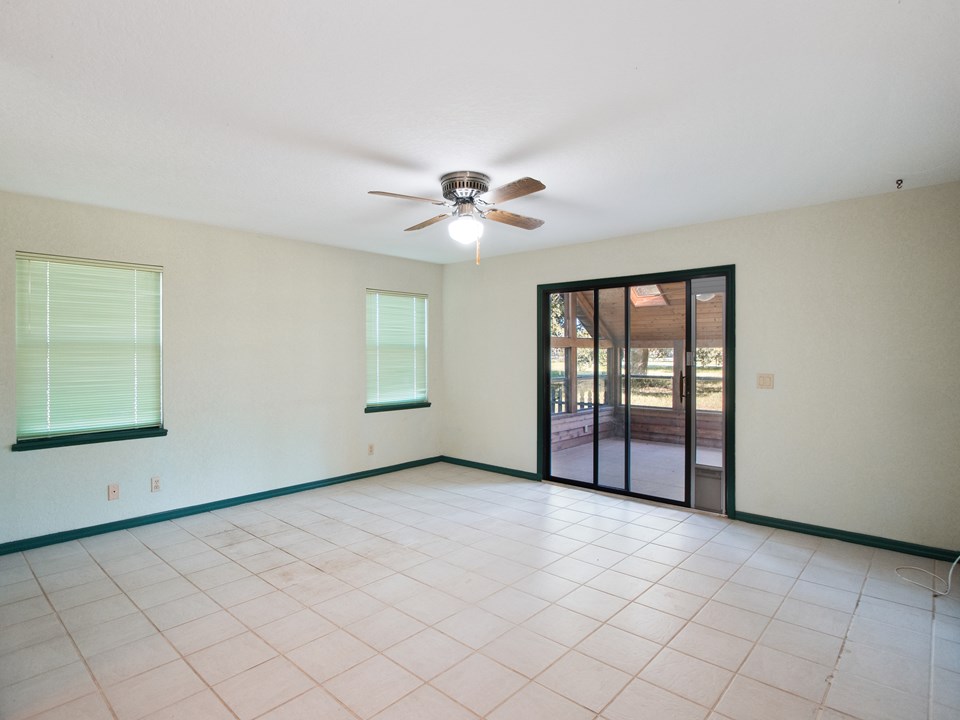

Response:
(896, 554), (960, 596)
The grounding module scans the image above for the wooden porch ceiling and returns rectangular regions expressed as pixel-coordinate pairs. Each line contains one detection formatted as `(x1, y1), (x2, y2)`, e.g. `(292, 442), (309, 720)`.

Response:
(567, 283), (723, 346)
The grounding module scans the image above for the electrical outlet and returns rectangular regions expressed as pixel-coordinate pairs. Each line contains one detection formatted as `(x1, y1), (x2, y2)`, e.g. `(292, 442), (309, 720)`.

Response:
(107, 484), (119, 501)
(757, 373), (775, 390)
(367, 443), (375, 456)
(150, 476), (161, 493)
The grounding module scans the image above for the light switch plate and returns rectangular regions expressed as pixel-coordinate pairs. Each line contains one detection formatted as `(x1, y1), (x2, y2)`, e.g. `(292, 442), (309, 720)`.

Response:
(757, 373), (774, 390)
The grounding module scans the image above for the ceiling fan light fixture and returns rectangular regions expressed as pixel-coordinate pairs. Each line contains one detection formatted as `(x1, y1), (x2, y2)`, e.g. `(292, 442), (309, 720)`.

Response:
(449, 214), (484, 244)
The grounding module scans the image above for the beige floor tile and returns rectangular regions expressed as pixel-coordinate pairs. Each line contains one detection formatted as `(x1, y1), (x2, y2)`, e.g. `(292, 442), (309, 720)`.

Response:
(609, 555), (673, 583)
(255, 607), (336, 653)
(288, 629), (377, 682)
(537, 650), (632, 712)
(826, 671), (928, 720)
(5, 469), (957, 720)
(323, 655), (421, 719)
(712, 582), (784, 616)
(608, 602), (686, 644)
(0, 613), (66, 656)
(758, 619), (843, 667)
(13, 691), (113, 720)
(314, 588), (387, 625)
(48, 578), (121, 612)
(162, 609), (246, 655)
(70, 612), (156, 657)
(140, 690), (235, 720)
(143, 592), (221, 631)
(556, 585), (629, 621)
(740, 644), (831, 702)
(390, 587), (464, 624)
(602, 677), (708, 720)
(523, 604), (602, 647)
(0, 634), (79, 688)
(478, 586), (551, 623)
(215, 656), (316, 720)
(667, 622), (754, 671)
(103, 660), (205, 720)
(487, 681), (594, 720)
(87, 633), (178, 686)
(658, 567), (724, 598)
(482, 626), (568, 677)
(434, 606), (513, 649)
(788, 579), (859, 613)
(640, 647), (733, 707)
(576, 624), (661, 675)
(718, 677), (818, 720)
(636, 583), (707, 620)
(371, 684), (478, 720)
(185, 561), (250, 590)
(126, 577), (197, 610)
(694, 601), (770, 641)
(205, 575), (275, 607)
(384, 627), (472, 680)
(432, 653), (526, 716)
(228, 589), (303, 628)
(511, 570), (579, 602)
(839, 640), (930, 696)
(186, 630), (277, 684)
(346, 606), (426, 651)
(58, 594), (138, 633)
(258, 686), (356, 719)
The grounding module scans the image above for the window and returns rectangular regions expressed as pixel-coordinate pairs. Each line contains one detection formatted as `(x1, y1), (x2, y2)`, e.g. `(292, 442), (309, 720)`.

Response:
(14, 252), (165, 450)
(365, 290), (429, 412)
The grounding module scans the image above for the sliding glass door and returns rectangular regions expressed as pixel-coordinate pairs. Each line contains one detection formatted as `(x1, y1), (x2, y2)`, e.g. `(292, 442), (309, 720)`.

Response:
(540, 267), (733, 511)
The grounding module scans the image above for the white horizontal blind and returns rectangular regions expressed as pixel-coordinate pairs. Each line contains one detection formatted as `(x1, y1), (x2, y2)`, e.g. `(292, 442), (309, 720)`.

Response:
(16, 253), (163, 440)
(366, 290), (427, 406)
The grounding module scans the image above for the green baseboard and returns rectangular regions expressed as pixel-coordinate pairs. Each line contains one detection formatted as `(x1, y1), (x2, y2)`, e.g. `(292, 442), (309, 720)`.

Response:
(0, 456), (542, 556)
(0, 456), (445, 556)
(735, 512), (959, 562)
(438, 455), (540, 481)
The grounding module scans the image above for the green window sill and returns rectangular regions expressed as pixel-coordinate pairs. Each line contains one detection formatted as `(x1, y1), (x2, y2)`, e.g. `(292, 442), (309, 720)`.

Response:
(12, 427), (168, 452)
(364, 402), (432, 414)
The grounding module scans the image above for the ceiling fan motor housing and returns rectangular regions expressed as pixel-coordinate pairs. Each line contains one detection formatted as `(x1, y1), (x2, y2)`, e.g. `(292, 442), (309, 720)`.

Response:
(441, 171), (490, 202)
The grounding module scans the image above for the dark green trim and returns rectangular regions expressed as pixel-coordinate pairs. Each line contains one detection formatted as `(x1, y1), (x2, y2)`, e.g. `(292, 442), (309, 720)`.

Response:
(439, 456), (540, 481)
(736, 512), (959, 562)
(537, 265), (736, 513)
(0, 456), (545, 555)
(12, 427), (168, 452)
(364, 402), (432, 414)
(724, 266), (736, 516)
(0, 456), (443, 556)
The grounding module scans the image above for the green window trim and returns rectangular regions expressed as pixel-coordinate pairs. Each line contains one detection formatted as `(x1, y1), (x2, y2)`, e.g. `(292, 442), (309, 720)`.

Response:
(12, 427), (168, 452)
(364, 401), (432, 414)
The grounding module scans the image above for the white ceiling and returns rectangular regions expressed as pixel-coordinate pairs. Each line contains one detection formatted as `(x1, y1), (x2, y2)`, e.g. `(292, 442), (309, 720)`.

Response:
(2, 1), (958, 264)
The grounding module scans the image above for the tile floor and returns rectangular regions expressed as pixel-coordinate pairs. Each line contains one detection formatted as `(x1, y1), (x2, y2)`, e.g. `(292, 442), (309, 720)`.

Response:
(1, 463), (958, 720)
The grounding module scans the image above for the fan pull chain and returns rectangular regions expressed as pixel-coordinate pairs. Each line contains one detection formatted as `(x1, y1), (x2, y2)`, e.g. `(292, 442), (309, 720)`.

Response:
(475, 238), (481, 265)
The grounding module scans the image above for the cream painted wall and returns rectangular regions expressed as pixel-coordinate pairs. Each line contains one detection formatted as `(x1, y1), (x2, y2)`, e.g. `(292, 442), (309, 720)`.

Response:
(441, 182), (960, 550)
(0, 192), (443, 544)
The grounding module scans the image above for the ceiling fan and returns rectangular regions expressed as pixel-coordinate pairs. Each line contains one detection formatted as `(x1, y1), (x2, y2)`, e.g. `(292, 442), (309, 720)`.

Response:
(369, 171), (545, 263)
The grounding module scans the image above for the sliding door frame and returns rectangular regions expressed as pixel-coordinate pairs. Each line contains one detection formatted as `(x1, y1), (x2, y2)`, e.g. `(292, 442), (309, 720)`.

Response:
(536, 265), (737, 515)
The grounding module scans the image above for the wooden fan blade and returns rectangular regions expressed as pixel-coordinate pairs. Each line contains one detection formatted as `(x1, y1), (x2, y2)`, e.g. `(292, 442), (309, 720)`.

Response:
(369, 190), (446, 205)
(485, 208), (544, 230)
(404, 213), (451, 231)
(482, 177), (545, 204)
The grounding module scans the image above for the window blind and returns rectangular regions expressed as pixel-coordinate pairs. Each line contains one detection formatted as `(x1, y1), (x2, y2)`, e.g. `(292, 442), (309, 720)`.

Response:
(15, 253), (163, 440)
(366, 290), (428, 407)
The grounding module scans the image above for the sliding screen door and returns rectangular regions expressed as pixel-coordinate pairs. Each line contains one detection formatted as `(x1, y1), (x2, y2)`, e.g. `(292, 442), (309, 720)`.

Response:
(541, 267), (733, 512)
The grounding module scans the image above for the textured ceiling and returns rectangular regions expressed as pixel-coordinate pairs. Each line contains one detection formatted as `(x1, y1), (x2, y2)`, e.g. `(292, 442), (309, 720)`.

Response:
(2, 1), (958, 264)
